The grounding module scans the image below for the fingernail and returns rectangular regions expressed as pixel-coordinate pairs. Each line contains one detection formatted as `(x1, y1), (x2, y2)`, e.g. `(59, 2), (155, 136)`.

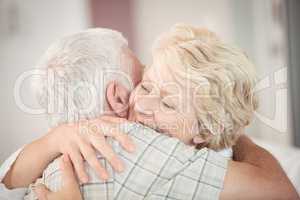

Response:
(128, 143), (135, 152)
(116, 161), (125, 172)
(82, 176), (89, 183)
(33, 184), (40, 194)
(102, 173), (109, 180)
(63, 154), (69, 163)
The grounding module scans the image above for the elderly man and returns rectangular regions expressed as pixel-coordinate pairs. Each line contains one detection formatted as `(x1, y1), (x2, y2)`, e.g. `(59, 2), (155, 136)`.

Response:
(0, 28), (298, 200)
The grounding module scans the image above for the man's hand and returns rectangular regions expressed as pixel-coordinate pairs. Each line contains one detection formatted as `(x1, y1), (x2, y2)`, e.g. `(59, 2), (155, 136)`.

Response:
(47, 115), (135, 183)
(35, 154), (82, 200)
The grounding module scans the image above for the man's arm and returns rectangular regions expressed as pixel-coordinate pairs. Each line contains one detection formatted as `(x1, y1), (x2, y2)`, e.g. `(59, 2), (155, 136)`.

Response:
(220, 135), (299, 200)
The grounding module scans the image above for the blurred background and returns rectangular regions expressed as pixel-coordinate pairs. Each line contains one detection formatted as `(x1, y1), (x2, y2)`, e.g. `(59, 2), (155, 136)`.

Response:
(0, 0), (299, 188)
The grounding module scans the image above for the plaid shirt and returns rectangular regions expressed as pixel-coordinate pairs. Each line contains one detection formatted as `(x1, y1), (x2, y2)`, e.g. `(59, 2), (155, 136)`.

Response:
(24, 123), (228, 200)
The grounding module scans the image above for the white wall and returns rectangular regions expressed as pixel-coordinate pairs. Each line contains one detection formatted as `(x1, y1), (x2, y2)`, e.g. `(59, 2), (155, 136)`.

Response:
(248, 0), (292, 146)
(0, 0), (91, 162)
(131, 0), (235, 65)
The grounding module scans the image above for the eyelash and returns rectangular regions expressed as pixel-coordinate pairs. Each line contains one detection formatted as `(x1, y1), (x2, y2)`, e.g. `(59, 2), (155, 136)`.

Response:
(140, 83), (175, 110)
(162, 101), (174, 109)
(141, 84), (150, 92)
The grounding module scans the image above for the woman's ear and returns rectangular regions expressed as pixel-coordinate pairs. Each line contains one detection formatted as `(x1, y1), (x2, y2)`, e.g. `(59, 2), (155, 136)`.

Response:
(106, 81), (130, 118)
(192, 134), (213, 148)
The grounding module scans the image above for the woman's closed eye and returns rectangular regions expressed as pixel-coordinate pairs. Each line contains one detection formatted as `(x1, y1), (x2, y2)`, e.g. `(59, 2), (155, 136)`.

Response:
(161, 99), (175, 110)
(141, 83), (151, 93)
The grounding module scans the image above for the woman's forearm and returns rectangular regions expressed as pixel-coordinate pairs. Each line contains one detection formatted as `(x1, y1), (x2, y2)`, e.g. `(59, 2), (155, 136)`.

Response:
(2, 133), (60, 189)
(233, 135), (284, 177)
(232, 135), (299, 199)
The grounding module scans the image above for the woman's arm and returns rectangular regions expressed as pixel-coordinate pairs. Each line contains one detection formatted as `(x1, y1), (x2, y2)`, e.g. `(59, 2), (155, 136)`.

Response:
(220, 135), (299, 200)
(2, 116), (135, 189)
(2, 134), (59, 189)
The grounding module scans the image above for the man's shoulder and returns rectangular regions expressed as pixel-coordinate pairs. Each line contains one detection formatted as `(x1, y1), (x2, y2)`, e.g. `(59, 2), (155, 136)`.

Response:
(116, 123), (227, 179)
(111, 123), (229, 199)
(118, 123), (204, 163)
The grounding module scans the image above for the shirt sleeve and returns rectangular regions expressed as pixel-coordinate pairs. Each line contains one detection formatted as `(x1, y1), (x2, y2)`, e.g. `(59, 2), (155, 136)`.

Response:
(0, 147), (28, 200)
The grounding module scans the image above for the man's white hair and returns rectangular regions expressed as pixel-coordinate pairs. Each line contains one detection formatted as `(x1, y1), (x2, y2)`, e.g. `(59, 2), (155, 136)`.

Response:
(33, 28), (131, 127)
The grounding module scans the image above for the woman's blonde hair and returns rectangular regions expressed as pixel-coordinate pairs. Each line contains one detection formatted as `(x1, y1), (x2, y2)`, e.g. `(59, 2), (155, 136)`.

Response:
(152, 24), (258, 150)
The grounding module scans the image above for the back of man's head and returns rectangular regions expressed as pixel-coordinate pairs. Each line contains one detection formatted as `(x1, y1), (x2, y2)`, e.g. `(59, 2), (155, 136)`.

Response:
(33, 28), (133, 127)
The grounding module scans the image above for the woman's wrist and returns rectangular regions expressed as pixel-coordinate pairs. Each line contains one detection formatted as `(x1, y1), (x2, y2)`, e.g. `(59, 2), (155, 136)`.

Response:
(2, 131), (62, 189)
(41, 128), (62, 160)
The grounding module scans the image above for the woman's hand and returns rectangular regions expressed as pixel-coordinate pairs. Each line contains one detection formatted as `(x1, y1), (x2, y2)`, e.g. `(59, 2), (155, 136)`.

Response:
(35, 154), (82, 200)
(46, 115), (135, 183)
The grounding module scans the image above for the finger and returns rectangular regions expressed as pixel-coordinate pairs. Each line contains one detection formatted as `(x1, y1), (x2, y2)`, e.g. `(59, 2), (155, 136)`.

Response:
(105, 125), (135, 153)
(34, 184), (50, 200)
(79, 141), (109, 180)
(91, 138), (124, 172)
(95, 120), (135, 152)
(99, 115), (128, 123)
(68, 147), (89, 183)
(60, 154), (80, 188)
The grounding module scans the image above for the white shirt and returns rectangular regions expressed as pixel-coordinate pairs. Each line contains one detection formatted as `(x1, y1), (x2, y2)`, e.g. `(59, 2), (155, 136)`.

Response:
(0, 123), (231, 200)
(24, 124), (230, 200)
(0, 147), (27, 200)
(1, 147), (231, 200)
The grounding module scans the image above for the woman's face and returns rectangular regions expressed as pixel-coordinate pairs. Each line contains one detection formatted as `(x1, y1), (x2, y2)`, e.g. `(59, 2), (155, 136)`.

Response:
(128, 64), (200, 145)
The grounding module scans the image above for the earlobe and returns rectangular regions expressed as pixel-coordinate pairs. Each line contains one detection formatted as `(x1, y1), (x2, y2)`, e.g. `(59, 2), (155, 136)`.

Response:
(106, 81), (130, 118)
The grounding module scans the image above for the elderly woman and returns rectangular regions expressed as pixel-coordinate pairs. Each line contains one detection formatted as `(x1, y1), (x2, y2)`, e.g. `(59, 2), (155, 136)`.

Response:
(1, 26), (298, 200)
(128, 24), (258, 150)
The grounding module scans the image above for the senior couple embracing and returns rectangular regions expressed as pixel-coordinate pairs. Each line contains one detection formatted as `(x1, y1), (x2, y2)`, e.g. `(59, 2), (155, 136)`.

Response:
(0, 25), (298, 200)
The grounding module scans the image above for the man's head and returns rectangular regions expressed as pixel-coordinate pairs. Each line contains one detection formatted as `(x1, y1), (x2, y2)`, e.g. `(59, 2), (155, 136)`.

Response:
(33, 28), (143, 127)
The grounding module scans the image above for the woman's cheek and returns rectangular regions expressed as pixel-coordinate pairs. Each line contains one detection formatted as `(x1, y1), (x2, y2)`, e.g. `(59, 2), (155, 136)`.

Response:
(170, 114), (198, 143)
(155, 112), (183, 137)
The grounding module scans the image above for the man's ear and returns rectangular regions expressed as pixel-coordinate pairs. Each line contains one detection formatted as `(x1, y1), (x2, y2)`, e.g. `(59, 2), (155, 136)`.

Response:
(106, 81), (130, 118)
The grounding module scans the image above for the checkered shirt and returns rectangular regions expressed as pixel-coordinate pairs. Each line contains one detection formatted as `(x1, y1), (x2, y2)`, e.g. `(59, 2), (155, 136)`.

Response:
(24, 123), (228, 200)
